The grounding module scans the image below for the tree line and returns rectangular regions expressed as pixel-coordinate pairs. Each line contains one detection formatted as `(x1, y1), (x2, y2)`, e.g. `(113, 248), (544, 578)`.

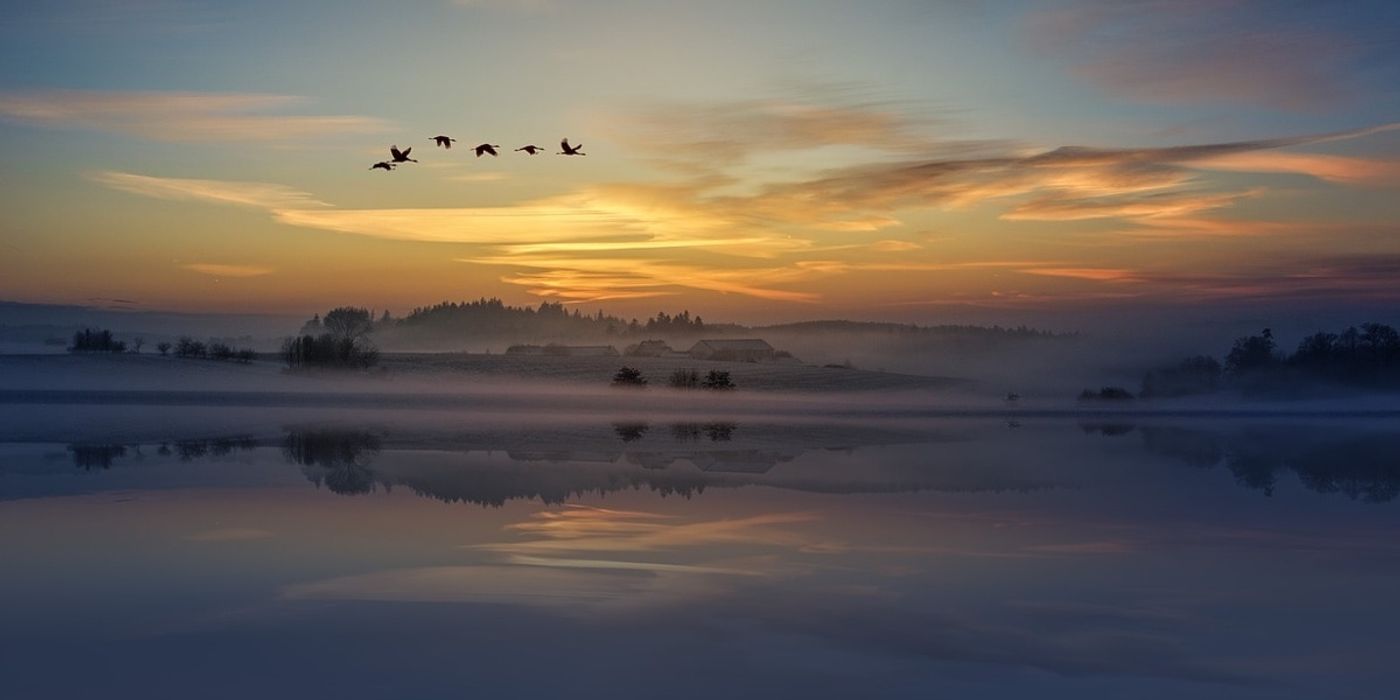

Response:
(1141, 323), (1400, 398)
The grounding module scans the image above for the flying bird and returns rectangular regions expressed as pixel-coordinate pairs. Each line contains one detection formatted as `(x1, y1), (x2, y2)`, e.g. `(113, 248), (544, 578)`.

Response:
(389, 145), (417, 163)
(431, 136), (456, 149)
(558, 138), (585, 156)
(515, 145), (543, 155)
(370, 161), (396, 171)
(474, 143), (501, 157)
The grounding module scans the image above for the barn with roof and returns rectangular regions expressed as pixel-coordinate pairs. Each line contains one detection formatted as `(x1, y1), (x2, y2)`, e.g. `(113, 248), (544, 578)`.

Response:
(686, 338), (775, 362)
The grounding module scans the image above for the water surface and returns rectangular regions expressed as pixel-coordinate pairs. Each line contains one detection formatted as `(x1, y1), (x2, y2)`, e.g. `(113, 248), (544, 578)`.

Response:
(2, 407), (1398, 699)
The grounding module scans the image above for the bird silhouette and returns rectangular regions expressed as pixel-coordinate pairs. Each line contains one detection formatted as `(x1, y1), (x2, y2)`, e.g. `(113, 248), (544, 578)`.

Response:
(515, 145), (543, 155)
(431, 136), (456, 149)
(558, 138), (585, 156)
(389, 145), (417, 163)
(370, 161), (396, 171)
(474, 143), (501, 157)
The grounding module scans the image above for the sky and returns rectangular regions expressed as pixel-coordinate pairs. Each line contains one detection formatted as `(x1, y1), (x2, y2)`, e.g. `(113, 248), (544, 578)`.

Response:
(1, 0), (1399, 324)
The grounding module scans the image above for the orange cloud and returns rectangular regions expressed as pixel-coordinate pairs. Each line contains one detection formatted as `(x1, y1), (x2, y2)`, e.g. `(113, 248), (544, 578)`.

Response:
(1192, 152), (1400, 185)
(182, 263), (275, 278)
(1019, 267), (1142, 283)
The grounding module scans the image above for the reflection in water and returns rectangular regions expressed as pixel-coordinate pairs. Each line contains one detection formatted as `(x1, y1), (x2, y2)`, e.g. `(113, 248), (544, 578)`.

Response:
(68, 444), (127, 470)
(10, 414), (1399, 697)
(164, 436), (258, 461)
(69, 436), (258, 470)
(282, 429), (383, 496)
(611, 422), (648, 442)
(1135, 426), (1400, 502)
(52, 421), (1400, 506)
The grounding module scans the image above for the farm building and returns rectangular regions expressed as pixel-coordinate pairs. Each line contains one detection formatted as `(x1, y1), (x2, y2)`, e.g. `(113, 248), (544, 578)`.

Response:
(625, 339), (674, 357)
(687, 338), (776, 362)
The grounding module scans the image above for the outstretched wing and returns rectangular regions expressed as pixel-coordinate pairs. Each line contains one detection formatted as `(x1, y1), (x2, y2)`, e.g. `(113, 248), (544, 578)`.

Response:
(560, 138), (571, 150)
(390, 145), (404, 159)
(402, 146), (412, 157)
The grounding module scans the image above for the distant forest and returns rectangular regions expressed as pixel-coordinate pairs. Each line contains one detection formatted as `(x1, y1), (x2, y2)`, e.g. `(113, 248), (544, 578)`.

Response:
(1142, 323), (1400, 397)
(295, 298), (1070, 350)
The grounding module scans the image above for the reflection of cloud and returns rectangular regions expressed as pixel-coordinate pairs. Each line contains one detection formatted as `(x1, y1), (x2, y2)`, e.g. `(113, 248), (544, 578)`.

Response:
(282, 565), (672, 608)
(707, 586), (1252, 685)
(0, 90), (387, 141)
(184, 528), (274, 542)
(182, 263), (274, 278)
(479, 505), (818, 554)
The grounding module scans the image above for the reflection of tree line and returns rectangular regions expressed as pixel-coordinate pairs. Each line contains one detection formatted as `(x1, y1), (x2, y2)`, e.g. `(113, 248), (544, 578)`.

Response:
(63, 425), (1051, 506)
(68, 437), (258, 470)
(1086, 423), (1400, 503)
(283, 429), (383, 495)
(612, 421), (737, 443)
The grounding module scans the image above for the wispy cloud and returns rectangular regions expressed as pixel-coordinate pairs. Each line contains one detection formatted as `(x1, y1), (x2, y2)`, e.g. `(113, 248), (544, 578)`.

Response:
(91, 98), (1400, 306)
(92, 171), (329, 209)
(182, 263), (275, 278)
(1019, 267), (1142, 283)
(1192, 152), (1400, 186)
(0, 90), (388, 141)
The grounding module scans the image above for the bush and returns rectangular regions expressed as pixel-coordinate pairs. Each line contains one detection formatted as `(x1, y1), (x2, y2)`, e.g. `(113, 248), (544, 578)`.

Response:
(702, 370), (735, 390)
(156, 341), (171, 356)
(612, 366), (647, 387)
(68, 328), (126, 353)
(282, 333), (379, 369)
(209, 343), (235, 361)
(175, 336), (207, 358)
(235, 349), (258, 364)
(668, 368), (701, 389)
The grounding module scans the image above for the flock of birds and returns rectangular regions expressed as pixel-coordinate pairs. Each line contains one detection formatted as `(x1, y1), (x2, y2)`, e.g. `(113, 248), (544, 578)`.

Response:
(370, 137), (586, 171)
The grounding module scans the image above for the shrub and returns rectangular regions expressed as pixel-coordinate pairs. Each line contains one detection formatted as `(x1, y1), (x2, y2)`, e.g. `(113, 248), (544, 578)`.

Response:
(68, 328), (126, 353)
(702, 370), (735, 390)
(175, 336), (207, 358)
(156, 341), (171, 356)
(612, 366), (647, 387)
(234, 349), (258, 364)
(209, 343), (235, 361)
(668, 368), (701, 389)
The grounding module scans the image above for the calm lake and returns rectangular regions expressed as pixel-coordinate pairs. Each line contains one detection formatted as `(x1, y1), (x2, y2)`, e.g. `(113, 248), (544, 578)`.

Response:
(2, 405), (1398, 699)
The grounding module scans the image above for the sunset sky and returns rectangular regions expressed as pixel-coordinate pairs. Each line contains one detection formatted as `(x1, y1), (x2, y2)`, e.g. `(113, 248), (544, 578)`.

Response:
(2, 0), (1399, 323)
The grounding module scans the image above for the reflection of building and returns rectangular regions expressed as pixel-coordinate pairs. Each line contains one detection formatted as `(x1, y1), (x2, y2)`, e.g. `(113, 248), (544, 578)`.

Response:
(687, 338), (775, 362)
